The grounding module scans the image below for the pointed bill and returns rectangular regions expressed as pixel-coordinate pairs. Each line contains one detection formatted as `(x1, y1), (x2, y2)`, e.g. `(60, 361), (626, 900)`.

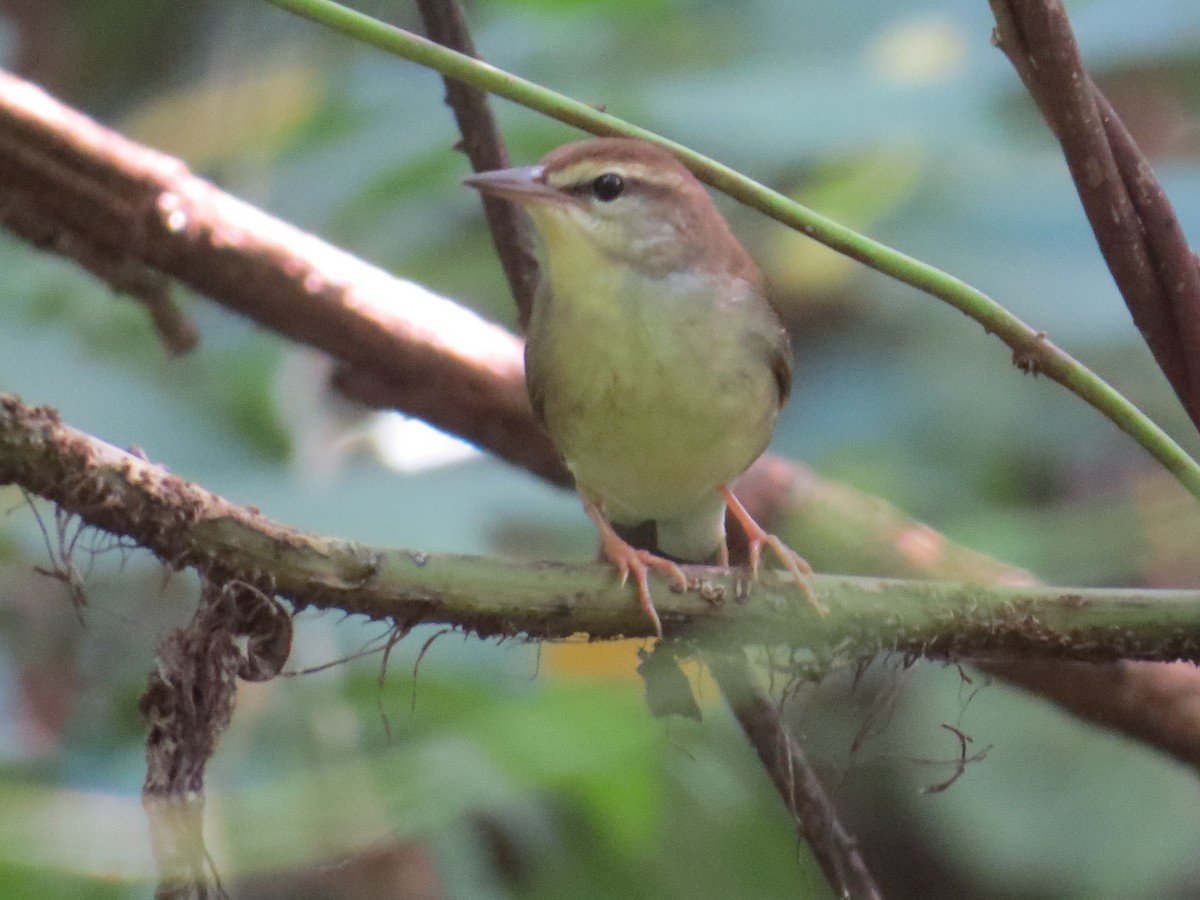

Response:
(463, 165), (570, 205)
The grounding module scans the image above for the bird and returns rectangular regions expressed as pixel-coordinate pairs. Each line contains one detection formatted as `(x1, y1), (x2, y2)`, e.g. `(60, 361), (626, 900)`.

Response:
(464, 137), (822, 638)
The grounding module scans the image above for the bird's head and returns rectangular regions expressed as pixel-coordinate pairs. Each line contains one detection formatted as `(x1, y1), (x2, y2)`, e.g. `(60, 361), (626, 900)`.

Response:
(465, 138), (753, 281)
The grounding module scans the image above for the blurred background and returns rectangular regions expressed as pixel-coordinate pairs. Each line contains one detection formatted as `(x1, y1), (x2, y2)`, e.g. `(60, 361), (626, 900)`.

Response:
(2, 0), (1200, 897)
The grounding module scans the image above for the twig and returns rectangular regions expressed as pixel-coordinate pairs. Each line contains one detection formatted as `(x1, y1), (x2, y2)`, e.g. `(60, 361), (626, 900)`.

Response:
(414, 0), (540, 329)
(707, 653), (883, 900)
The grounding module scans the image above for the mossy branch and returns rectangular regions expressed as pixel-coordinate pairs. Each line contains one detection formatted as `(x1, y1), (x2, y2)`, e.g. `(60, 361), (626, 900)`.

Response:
(3, 392), (1199, 661)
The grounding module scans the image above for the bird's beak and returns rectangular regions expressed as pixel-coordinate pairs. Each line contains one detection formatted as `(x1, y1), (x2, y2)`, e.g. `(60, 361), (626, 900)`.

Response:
(463, 165), (568, 205)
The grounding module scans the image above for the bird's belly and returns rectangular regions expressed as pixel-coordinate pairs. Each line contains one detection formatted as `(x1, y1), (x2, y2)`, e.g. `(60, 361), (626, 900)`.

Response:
(559, 399), (768, 523)
(535, 309), (777, 525)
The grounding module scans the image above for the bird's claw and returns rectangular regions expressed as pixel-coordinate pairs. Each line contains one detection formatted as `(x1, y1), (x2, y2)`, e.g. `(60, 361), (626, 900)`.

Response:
(722, 486), (826, 615)
(747, 532), (826, 615)
(607, 544), (688, 639)
(583, 496), (686, 639)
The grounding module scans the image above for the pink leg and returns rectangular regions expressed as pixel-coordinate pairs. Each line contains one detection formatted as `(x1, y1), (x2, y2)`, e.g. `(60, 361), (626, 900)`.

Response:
(720, 486), (826, 614)
(582, 495), (687, 639)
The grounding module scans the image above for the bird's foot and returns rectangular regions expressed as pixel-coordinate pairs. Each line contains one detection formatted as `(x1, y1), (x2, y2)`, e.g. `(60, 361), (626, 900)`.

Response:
(610, 543), (688, 640)
(583, 497), (687, 639)
(720, 486), (826, 615)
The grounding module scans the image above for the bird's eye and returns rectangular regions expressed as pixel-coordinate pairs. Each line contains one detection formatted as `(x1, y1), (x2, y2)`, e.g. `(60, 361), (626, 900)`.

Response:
(591, 173), (624, 202)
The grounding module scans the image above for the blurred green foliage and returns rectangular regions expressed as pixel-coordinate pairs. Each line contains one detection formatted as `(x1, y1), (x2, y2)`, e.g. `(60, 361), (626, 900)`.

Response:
(1, 0), (1200, 897)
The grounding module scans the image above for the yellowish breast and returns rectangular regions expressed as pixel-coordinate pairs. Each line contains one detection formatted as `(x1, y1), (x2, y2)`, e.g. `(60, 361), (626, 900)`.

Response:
(526, 240), (779, 525)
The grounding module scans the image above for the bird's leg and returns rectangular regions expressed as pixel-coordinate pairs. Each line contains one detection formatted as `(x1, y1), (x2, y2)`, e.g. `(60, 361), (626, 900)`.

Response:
(719, 486), (827, 615)
(582, 495), (688, 639)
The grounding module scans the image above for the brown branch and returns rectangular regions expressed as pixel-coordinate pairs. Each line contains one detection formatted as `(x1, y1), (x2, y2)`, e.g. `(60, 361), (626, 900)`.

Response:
(990, 0), (1200, 429)
(983, 658), (1200, 770)
(414, 0), (540, 329)
(984, 0), (1200, 772)
(0, 102), (200, 355)
(4, 66), (1200, 769)
(707, 653), (883, 900)
(0, 67), (567, 485)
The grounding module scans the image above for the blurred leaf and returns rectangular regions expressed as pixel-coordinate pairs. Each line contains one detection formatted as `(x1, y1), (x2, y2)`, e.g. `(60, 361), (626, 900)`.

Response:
(764, 146), (925, 298)
(122, 58), (322, 169)
(0, 862), (127, 900)
(637, 643), (702, 722)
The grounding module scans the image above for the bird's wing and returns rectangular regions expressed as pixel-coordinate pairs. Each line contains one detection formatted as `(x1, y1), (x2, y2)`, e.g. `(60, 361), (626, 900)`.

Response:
(749, 281), (792, 409)
(768, 315), (792, 408)
(729, 245), (792, 410)
(524, 281), (552, 425)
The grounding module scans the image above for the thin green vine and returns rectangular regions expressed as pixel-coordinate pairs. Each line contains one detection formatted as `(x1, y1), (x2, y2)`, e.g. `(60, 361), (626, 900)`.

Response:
(264, 0), (1200, 502)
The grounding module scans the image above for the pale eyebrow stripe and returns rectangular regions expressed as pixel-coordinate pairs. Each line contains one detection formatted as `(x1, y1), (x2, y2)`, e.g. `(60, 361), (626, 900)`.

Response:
(545, 161), (685, 191)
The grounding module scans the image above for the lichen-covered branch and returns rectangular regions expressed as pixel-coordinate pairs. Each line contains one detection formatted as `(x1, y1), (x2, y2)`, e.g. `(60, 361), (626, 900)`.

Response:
(4, 392), (1200, 658)
(745, 456), (1200, 771)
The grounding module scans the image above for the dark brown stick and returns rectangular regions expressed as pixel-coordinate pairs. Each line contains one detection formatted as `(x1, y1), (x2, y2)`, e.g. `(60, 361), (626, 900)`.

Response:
(990, 0), (1200, 429)
(707, 653), (884, 900)
(985, 0), (1200, 770)
(414, 0), (540, 329)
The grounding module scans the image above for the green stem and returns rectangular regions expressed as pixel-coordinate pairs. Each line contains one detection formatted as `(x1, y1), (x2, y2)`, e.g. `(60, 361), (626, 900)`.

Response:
(264, 0), (1200, 501)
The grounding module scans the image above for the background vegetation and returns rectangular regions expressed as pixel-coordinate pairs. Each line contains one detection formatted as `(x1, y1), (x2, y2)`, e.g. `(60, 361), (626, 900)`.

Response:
(1, 0), (1199, 896)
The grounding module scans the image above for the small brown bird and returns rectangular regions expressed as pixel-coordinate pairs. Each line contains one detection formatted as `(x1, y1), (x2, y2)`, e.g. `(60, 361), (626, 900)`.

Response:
(465, 138), (820, 637)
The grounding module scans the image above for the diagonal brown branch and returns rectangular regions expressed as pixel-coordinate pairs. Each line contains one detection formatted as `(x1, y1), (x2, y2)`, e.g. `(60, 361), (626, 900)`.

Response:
(985, 0), (1200, 770)
(0, 67), (567, 485)
(708, 653), (884, 900)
